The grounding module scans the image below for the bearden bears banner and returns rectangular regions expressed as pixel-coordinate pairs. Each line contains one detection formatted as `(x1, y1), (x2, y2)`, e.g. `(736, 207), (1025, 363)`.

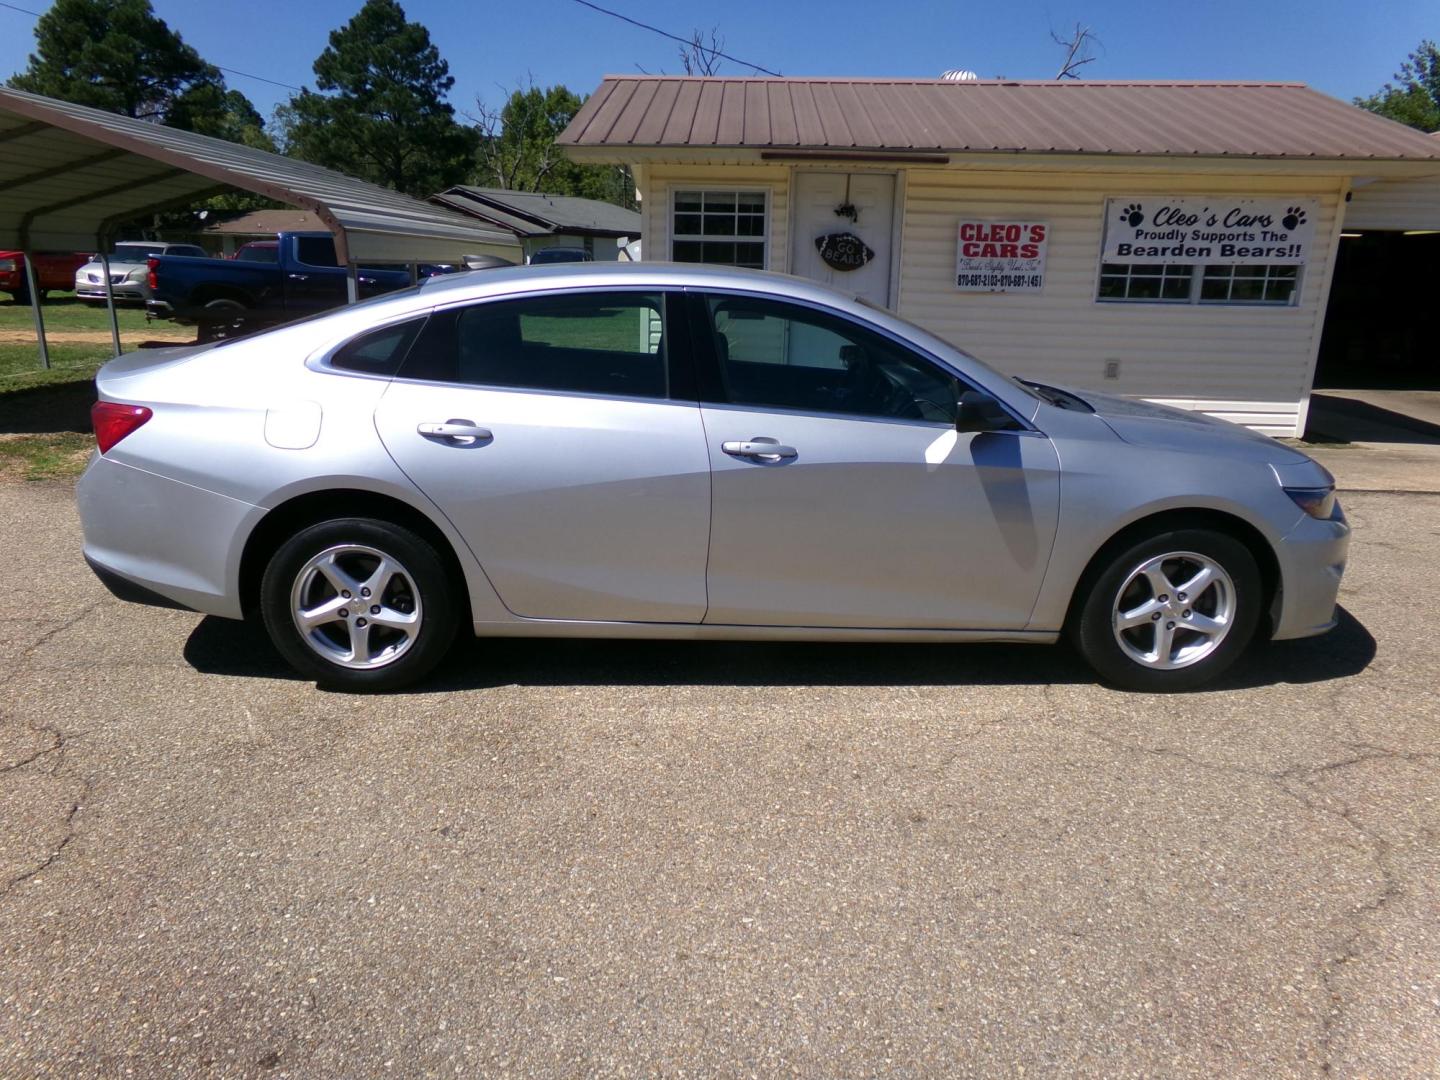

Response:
(1102, 197), (1319, 266)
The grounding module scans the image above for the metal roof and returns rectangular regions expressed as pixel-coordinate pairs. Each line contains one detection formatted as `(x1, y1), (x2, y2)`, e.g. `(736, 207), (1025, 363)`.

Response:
(432, 186), (641, 237)
(198, 209), (323, 235)
(0, 86), (521, 262)
(559, 77), (1440, 162)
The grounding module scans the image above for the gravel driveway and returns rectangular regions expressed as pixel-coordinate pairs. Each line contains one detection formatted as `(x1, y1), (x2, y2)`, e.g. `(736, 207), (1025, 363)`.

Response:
(2, 482), (1436, 1078)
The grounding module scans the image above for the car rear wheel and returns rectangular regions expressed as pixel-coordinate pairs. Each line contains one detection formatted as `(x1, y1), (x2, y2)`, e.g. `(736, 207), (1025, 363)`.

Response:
(196, 298), (249, 342)
(1070, 528), (1262, 692)
(260, 517), (459, 691)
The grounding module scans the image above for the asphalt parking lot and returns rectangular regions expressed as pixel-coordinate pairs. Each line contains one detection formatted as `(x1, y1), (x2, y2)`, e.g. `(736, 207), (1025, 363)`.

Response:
(2, 480), (1438, 1078)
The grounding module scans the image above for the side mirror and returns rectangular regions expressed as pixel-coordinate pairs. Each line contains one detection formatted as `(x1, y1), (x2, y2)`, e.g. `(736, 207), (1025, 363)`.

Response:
(956, 389), (1003, 433)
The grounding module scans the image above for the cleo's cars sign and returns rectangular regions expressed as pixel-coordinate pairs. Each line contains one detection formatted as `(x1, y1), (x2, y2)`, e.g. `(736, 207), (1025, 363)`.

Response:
(1102, 197), (1318, 266)
(955, 221), (1048, 292)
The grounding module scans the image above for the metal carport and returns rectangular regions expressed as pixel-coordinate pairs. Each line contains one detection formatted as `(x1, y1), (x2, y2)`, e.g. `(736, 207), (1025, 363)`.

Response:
(0, 86), (521, 366)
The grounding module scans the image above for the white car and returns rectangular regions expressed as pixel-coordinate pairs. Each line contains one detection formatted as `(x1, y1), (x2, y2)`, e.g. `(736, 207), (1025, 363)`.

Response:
(75, 241), (206, 303)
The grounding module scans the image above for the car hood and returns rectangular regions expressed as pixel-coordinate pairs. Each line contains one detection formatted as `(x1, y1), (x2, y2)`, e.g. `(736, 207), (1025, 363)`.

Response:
(1066, 387), (1313, 466)
(79, 258), (148, 270)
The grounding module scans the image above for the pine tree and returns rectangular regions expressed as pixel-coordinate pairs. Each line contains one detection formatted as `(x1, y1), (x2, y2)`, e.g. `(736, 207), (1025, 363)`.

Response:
(8, 0), (264, 139)
(281, 0), (477, 196)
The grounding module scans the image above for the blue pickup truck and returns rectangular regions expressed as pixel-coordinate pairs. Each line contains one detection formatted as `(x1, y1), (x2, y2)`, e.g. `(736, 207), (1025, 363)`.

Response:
(146, 231), (414, 340)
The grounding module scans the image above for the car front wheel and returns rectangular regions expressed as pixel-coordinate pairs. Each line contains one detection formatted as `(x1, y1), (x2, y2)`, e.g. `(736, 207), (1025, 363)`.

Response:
(260, 517), (459, 691)
(1070, 527), (1262, 692)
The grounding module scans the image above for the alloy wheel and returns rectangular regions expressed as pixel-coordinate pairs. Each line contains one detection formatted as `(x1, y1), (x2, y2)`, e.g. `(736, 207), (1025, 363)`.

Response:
(289, 544), (423, 670)
(1111, 551), (1235, 671)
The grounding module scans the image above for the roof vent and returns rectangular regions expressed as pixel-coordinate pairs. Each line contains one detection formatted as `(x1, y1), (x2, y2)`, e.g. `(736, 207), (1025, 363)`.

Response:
(941, 69), (979, 81)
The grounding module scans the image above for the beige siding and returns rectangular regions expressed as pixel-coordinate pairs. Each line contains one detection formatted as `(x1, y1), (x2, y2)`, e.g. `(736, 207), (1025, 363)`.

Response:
(637, 163), (1345, 437)
(897, 170), (1344, 436)
(1344, 174), (1440, 231)
(641, 165), (791, 272)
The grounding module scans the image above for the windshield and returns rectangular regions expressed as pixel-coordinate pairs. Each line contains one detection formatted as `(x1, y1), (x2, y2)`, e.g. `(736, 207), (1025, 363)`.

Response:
(113, 243), (166, 258)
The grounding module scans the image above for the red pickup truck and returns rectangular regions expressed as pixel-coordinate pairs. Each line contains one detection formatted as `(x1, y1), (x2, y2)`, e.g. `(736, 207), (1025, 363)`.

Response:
(0, 251), (88, 302)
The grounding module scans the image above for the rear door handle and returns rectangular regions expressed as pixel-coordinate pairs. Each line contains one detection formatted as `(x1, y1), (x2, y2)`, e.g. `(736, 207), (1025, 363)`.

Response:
(418, 419), (493, 445)
(722, 438), (797, 462)
(287, 273), (309, 281)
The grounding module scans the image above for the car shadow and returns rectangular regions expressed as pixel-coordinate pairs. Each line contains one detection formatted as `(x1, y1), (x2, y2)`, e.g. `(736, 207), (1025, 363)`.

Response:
(182, 605), (1376, 694)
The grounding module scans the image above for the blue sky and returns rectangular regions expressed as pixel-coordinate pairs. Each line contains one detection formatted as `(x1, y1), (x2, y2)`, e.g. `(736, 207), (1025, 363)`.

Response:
(0, 0), (1434, 122)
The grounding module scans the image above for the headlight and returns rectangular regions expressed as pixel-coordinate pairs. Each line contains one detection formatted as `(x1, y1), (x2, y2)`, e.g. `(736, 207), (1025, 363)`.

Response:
(1285, 485), (1339, 520)
(0, 258), (16, 272)
(126, 267), (146, 282)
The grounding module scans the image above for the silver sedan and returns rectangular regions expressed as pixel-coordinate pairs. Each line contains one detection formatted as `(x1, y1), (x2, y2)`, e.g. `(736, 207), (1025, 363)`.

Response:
(74, 241), (205, 303)
(77, 263), (1349, 692)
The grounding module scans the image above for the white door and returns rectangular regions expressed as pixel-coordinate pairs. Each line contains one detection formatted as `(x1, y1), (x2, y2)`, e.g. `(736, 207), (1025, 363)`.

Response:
(790, 172), (896, 307)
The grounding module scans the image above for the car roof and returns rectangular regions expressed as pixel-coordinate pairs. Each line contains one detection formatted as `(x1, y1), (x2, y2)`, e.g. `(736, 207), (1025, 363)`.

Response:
(413, 260), (858, 307)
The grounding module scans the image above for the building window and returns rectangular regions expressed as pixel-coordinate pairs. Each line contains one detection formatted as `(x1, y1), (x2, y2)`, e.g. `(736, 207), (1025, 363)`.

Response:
(1098, 262), (1300, 305)
(1199, 264), (1299, 304)
(672, 190), (767, 269)
(1097, 263), (1194, 302)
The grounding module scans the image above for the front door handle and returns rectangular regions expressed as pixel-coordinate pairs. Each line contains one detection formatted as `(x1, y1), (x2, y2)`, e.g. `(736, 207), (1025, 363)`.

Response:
(722, 438), (797, 462)
(418, 419), (493, 445)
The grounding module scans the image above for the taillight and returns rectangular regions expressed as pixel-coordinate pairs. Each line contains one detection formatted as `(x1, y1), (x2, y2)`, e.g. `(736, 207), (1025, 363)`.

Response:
(92, 401), (152, 454)
(147, 257), (159, 290)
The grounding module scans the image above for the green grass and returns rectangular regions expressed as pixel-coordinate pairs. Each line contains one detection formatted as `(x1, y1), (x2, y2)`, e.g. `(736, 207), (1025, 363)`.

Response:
(0, 432), (93, 482)
(0, 294), (154, 333)
(0, 343), (107, 394)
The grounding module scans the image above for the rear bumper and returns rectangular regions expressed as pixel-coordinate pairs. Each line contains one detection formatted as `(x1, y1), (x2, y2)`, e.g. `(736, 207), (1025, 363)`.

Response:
(76, 454), (262, 620)
(1271, 510), (1351, 640)
(85, 554), (196, 611)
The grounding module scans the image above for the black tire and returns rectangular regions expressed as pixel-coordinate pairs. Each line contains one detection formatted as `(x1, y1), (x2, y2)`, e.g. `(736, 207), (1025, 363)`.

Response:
(1070, 527), (1262, 692)
(196, 297), (248, 341)
(260, 517), (460, 692)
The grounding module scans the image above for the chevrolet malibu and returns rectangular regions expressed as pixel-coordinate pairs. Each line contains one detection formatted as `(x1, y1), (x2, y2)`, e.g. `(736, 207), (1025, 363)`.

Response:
(77, 263), (1349, 692)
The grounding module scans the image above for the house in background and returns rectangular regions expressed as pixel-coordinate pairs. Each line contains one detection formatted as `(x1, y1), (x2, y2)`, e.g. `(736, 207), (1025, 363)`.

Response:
(196, 209), (325, 256)
(558, 76), (1440, 437)
(430, 186), (641, 262)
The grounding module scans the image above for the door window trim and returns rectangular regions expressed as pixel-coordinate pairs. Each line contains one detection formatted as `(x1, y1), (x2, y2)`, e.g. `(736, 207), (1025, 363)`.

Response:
(683, 288), (1038, 433)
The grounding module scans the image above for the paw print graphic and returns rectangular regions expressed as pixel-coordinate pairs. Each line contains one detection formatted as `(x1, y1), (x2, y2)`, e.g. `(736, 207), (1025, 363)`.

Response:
(1120, 203), (1145, 227)
(1282, 206), (1307, 231)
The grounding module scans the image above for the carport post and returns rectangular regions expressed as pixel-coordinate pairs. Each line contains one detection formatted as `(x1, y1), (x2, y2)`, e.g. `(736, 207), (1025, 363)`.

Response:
(408, 262), (419, 286)
(100, 251), (122, 357)
(345, 263), (359, 305)
(21, 252), (49, 370)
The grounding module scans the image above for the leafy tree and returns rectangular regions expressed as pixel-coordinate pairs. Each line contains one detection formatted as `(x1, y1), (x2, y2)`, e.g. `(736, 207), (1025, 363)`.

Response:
(8, 0), (257, 134)
(172, 87), (274, 150)
(473, 83), (635, 209)
(282, 0), (477, 196)
(1356, 40), (1440, 133)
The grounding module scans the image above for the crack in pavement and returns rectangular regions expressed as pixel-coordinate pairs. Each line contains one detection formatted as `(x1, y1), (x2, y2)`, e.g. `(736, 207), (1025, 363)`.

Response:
(0, 599), (104, 896)
(1060, 721), (1437, 1075)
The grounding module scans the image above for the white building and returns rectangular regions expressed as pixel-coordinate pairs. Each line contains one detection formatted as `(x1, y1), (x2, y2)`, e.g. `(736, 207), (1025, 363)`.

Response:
(560, 78), (1440, 436)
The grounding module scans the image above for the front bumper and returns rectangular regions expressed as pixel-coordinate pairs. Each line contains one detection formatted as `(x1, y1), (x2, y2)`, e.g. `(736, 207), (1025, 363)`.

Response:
(77, 453), (262, 620)
(76, 279), (146, 301)
(1271, 509), (1351, 640)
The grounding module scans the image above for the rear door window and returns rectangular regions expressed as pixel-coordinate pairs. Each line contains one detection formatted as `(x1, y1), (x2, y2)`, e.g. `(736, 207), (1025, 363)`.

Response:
(401, 291), (669, 400)
(295, 237), (340, 268)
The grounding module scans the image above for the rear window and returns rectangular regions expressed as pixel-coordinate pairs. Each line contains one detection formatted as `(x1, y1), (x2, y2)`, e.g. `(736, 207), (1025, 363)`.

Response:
(329, 316), (427, 376)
